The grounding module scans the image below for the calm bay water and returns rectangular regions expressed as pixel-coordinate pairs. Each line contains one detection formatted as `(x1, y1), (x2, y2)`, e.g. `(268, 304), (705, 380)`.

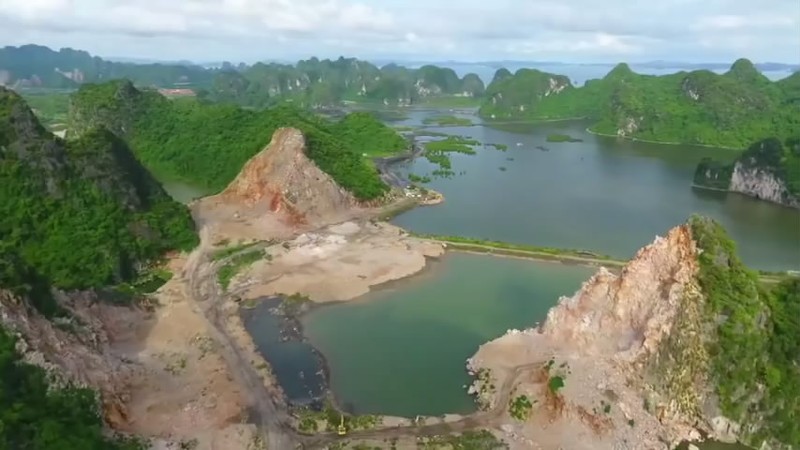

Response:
(391, 111), (800, 271)
(303, 253), (593, 417)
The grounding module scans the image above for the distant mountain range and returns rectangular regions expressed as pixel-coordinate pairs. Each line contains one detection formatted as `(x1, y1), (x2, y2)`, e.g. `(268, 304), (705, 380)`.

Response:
(4, 44), (797, 106)
(0, 45), (486, 108)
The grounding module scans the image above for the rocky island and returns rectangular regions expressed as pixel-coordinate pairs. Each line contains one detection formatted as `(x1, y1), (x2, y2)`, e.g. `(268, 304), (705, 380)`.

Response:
(479, 60), (800, 150)
(694, 137), (800, 208)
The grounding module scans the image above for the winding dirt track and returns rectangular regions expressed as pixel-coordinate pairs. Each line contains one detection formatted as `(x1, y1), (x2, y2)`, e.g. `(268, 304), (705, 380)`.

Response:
(183, 227), (536, 448)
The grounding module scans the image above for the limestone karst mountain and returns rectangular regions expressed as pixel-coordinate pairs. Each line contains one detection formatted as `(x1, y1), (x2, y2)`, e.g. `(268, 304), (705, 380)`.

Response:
(218, 127), (359, 228)
(469, 217), (798, 449)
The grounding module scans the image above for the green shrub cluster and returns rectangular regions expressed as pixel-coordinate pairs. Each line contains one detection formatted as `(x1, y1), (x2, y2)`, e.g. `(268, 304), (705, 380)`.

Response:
(1, 88), (197, 306)
(689, 216), (799, 445)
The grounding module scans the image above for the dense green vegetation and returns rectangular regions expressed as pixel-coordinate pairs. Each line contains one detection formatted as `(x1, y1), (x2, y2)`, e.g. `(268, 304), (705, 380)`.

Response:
(689, 216), (799, 446)
(18, 91), (71, 128)
(0, 327), (147, 449)
(425, 136), (480, 154)
(546, 133), (583, 143)
(199, 58), (485, 109)
(694, 137), (800, 200)
(69, 80), (400, 200)
(1, 87), (197, 305)
(2, 45), (485, 110)
(0, 44), (214, 88)
(422, 115), (473, 126)
(420, 136), (481, 178)
(333, 112), (408, 157)
(480, 60), (800, 148)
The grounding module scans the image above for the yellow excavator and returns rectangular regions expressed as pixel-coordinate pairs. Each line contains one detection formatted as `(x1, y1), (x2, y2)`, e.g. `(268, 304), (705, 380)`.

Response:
(337, 414), (347, 436)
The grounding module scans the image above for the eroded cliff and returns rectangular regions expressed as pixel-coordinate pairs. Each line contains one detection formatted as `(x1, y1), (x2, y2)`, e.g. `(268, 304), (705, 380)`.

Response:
(694, 137), (800, 209)
(0, 289), (144, 428)
(217, 127), (359, 228)
(468, 218), (797, 449)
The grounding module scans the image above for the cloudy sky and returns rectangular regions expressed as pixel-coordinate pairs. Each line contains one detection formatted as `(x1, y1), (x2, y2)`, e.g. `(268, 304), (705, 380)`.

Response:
(1, 0), (798, 63)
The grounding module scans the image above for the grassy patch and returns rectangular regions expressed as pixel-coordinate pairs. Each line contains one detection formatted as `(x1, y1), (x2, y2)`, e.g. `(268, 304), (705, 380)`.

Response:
(486, 143), (508, 151)
(546, 133), (583, 143)
(115, 267), (173, 296)
(423, 136), (480, 176)
(211, 241), (262, 261)
(509, 395), (534, 421)
(422, 115), (473, 126)
(408, 173), (432, 184)
(217, 250), (264, 290)
(548, 375), (565, 393)
(412, 233), (616, 262)
(418, 430), (507, 449)
(414, 130), (450, 138)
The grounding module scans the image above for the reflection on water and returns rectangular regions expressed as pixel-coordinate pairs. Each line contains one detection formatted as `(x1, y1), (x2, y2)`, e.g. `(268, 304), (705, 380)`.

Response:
(160, 180), (211, 204)
(303, 253), (594, 417)
(388, 110), (800, 271)
(241, 298), (326, 406)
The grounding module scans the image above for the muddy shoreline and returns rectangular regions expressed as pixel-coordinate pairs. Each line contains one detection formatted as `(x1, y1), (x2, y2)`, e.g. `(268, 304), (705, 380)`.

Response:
(238, 254), (451, 417)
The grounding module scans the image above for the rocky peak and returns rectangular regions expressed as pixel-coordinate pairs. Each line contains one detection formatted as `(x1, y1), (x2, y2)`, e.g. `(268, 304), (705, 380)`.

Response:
(468, 223), (709, 448)
(220, 127), (357, 227)
(540, 225), (699, 358)
(725, 58), (769, 84)
(0, 87), (49, 149)
(490, 68), (513, 84)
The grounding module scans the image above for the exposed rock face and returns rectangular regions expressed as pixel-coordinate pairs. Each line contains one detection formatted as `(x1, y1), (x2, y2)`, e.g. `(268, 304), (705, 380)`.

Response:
(220, 127), (358, 227)
(468, 225), (714, 449)
(539, 225), (698, 359)
(0, 290), (143, 428)
(730, 162), (800, 208)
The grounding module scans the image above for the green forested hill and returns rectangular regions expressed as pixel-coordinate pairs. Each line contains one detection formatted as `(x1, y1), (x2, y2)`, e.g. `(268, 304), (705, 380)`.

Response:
(0, 87), (197, 299)
(479, 60), (799, 149)
(0, 44), (213, 88)
(689, 217), (799, 446)
(694, 137), (800, 202)
(198, 58), (485, 108)
(1, 45), (484, 109)
(69, 80), (405, 200)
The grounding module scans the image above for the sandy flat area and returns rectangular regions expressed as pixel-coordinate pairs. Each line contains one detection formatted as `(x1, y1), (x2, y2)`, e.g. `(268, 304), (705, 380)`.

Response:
(232, 220), (445, 302)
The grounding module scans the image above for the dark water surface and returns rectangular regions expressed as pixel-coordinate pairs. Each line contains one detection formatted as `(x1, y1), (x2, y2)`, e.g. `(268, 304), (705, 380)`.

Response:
(240, 298), (326, 406)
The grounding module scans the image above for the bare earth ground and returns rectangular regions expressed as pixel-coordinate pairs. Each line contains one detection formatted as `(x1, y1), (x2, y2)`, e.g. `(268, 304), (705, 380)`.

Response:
(115, 255), (264, 450)
(233, 220), (445, 302)
(113, 198), (704, 449)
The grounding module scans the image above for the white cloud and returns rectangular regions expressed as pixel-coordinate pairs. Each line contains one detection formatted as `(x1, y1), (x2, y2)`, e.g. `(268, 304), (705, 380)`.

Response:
(697, 14), (795, 30)
(506, 32), (642, 57)
(0, 0), (798, 62)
